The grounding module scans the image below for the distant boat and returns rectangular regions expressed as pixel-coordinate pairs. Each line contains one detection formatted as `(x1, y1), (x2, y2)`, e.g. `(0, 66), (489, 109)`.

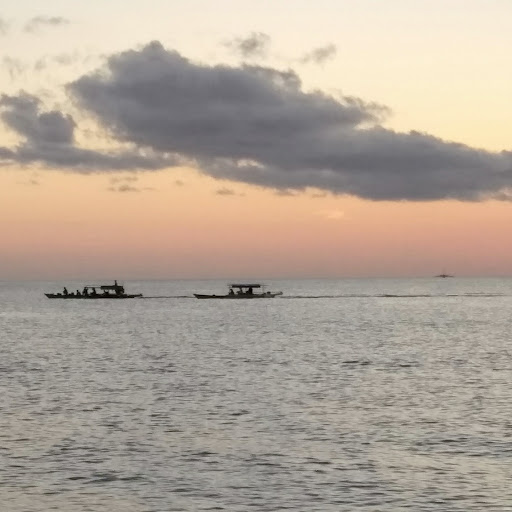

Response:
(435, 273), (454, 278)
(45, 281), (143, 299)
(194, 283), (283, 299)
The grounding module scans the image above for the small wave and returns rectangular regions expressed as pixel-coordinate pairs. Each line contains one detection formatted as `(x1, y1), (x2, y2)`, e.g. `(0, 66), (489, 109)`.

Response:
(230, 409), (250, 417)
(88, 472), (119, 483)
(305, 458), (332, 465)
(342, 360), (372, 366)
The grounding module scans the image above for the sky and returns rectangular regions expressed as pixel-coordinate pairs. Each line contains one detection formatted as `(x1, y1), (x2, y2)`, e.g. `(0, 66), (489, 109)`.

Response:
(1, 0), (512, 280)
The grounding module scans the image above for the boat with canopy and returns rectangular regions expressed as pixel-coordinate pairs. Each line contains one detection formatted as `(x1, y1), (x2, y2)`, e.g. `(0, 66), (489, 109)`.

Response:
(45, 281), (143, 299)
(194, 283), (283, 299)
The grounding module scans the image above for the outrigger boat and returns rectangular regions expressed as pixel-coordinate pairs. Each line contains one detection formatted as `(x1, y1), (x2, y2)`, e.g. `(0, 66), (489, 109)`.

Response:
(194, 283), (283, 299)
(45, 281), (143, 299)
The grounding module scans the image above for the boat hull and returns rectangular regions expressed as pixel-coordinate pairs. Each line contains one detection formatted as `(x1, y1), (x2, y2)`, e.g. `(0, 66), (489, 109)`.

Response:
(194, 292), (282, 299)
(45, 294), (142, 299)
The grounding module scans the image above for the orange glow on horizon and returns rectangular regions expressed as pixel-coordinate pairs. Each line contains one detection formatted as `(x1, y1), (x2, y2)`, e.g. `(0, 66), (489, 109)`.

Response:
(2, 168), (512, 280)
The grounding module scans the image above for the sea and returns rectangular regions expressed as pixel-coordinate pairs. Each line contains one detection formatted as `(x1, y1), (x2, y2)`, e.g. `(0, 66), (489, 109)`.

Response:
(1, 278), (512, 511)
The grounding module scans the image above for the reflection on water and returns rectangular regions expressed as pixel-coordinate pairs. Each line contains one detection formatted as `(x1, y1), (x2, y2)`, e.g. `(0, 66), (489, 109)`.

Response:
(1, 278), (512, 511)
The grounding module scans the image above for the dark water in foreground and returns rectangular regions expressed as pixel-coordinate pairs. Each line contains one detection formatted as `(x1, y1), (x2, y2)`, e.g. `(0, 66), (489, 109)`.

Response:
(2, 278), (512, 511)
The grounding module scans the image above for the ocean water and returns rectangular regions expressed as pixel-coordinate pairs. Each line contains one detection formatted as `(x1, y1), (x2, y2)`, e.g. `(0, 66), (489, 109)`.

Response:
(2, 278), (512, 511)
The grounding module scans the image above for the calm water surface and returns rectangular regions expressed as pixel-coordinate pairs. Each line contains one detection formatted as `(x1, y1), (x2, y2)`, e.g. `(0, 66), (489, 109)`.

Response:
(1, 278), (512, 511)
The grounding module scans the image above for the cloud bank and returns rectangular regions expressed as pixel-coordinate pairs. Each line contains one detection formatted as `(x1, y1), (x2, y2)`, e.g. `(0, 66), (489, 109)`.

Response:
(2, 40), (512, 201)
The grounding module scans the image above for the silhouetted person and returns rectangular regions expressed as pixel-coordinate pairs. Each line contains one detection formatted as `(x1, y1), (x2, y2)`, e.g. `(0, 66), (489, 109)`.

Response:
(248, 287), (253, 295)
(229, 288), (235, 295)
(76, 290), (81, 296)
(63, 287), (68, 296)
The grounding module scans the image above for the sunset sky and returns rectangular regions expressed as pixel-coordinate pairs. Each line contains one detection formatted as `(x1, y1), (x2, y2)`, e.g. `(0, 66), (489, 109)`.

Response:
(1, 0), (512, 280)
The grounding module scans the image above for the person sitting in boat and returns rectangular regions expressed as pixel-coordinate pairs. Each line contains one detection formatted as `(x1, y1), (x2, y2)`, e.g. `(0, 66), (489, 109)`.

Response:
(63, 287), (68, 296)
(91, 287), (97, 296)
(248, 287), (253, 295)
(76, 289), (81, 296)
(82, 286), (88, 296)
(229, 288), (235, 296)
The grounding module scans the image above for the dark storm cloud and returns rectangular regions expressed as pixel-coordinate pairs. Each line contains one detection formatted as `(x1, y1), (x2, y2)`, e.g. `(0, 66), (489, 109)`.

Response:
(0, 92), (177, 171)
(300, 44), (337, 64)
(24, 16), (70, 33)
(225, 32), (271, 58)
(65, 41), (512, 201)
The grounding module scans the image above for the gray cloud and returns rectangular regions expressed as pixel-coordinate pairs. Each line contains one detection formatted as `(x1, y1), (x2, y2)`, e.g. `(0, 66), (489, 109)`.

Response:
(34, 52), (81, 72)
(16, 172), (40, 186)
(0, 18), (8, 36)
(215, 187), (237, 196)
(2, 57), (25, 80)
(108, 182), (154, 192)
(3, 53), (82, 82)
(108, 183), (140, 192)
(0, 92), (178, 171)
(69, 42), (380, 159)
(274, 188), (298, 197)
(1, 94), (75, 144)
(2, 41), (512, 201)
(24, 16), (69, 33)
(24, 16), (70, 33)
(225, 32), (271, 59)
(65, 41), (512, 201)
(300, 44), (337, 65)
(110, 175), (138, 184)
(108, 175), (146, 192)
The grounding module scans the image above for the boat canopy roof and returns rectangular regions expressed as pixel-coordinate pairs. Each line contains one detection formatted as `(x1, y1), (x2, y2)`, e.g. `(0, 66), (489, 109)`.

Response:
(229, 283), (262, 288)
(81, 283), (124, 290)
